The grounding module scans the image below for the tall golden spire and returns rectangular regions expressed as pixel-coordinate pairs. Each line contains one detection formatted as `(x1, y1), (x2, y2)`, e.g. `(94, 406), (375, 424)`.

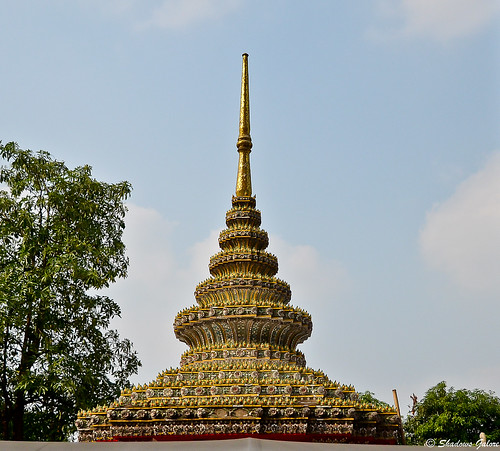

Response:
(236, 53), (252, 197)
(77, 53), (402, 445)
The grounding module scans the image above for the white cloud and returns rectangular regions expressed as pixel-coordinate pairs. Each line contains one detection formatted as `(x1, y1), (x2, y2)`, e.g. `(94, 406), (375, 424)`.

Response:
(268, 235), (350, 310)
(106, 204), (187, 383)
(372, 0), (500, 42)
(419, 152), (500, 294)
(137, 0), (243, 31)
(121, 204), (177, 282)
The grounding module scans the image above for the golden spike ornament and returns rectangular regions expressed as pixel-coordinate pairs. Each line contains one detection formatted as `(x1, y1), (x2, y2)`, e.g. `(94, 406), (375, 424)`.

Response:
(236, 53), (252, 197)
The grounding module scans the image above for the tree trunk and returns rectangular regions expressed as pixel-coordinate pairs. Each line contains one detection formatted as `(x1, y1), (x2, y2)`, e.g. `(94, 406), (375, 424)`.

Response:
(12, 391), (25, 440)
(1, 382), (13, 439)
(1, 408), (9, 439)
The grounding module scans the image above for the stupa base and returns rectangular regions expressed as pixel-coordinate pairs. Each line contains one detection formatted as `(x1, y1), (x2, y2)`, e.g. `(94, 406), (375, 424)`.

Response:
(96, 432), (397, 444)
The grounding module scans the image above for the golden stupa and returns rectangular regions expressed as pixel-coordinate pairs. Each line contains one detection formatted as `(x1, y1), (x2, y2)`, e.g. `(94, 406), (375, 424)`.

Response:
(76, 54), (401, 444)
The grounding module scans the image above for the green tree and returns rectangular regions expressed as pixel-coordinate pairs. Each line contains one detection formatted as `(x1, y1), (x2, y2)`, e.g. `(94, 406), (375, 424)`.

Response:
(404, 381), (500, 445)
(358, 391), (391, 408)
(0, 142), (140, 441)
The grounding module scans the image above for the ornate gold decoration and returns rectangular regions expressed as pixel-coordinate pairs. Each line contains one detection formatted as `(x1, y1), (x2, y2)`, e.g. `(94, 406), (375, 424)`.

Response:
(76, 54), (401, 444)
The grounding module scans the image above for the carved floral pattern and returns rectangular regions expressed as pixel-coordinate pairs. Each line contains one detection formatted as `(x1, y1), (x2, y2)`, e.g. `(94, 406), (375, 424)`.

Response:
(210, 386), (219, 396)
(230, 385), (240, 395)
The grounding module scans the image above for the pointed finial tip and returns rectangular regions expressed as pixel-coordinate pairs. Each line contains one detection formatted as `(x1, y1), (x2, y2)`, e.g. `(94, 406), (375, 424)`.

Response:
(236, 53), (252, 196)
(238, 53), (251, 142)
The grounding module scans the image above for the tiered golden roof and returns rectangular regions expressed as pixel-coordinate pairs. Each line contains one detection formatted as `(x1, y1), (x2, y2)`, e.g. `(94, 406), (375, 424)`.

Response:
(76, 54), (401, 444)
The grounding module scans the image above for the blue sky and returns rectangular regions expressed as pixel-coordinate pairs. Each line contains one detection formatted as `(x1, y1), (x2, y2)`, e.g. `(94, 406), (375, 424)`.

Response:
(1, 0), (500, 412)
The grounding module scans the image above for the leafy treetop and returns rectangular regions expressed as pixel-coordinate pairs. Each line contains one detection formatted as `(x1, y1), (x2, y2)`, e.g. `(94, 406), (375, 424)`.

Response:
(404, 381), (500, 445)
(0, 142), (140, 441)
